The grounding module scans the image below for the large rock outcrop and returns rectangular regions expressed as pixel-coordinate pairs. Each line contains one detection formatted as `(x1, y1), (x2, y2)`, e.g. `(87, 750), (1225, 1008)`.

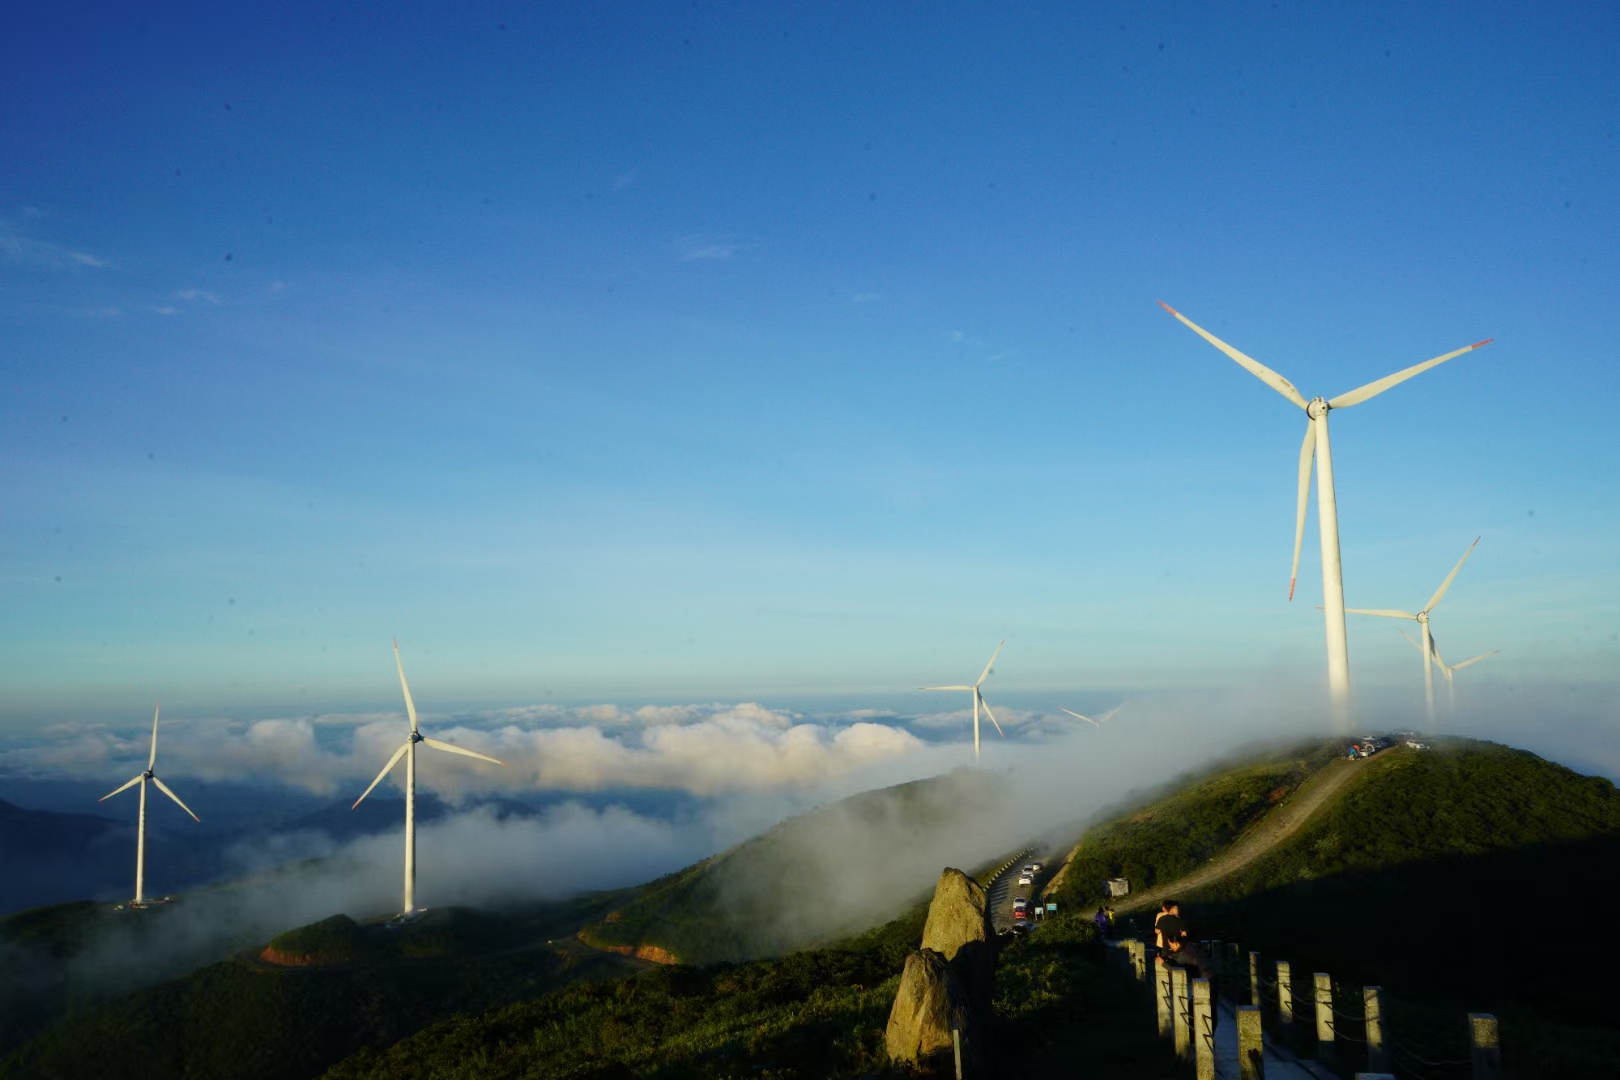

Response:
(885, 868), (996, 1073)
(884, 949), (975, 1069)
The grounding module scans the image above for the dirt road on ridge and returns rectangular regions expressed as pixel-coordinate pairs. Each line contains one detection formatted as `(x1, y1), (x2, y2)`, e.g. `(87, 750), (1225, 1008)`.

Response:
(1112, 753), (1370, 915)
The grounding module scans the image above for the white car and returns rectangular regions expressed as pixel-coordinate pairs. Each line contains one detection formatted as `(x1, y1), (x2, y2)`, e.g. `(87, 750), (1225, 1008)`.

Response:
(1030, 862), (1043, 872)
(1017, 874), (1034, 886)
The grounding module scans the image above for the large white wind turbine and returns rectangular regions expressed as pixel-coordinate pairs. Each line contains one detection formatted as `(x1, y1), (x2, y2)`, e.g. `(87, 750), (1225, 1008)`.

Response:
(1059, 706), (1121, 729)
(1348, 538), (1481, 723)
(353, 640), (506, 917)
(920, 641), (1006, 762)
(1159, 301), (1490, 713)
(99, 704), (200, 907)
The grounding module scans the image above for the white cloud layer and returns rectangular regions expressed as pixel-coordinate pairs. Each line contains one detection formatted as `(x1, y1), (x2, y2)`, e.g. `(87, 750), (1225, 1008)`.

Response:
(0, 702), (928, 798)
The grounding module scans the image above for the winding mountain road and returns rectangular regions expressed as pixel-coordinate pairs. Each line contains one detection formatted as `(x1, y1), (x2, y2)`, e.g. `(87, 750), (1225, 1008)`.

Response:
(1108, 753), (1373, 915)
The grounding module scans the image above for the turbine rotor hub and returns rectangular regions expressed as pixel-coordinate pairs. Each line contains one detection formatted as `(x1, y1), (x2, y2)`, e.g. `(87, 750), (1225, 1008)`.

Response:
(142, 769), (153, 780)
(1306, 397), (1329, 419)
(409, 731), (424, 744)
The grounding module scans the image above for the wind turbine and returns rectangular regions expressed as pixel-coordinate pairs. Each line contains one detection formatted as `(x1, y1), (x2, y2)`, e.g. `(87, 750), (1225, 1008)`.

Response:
(1347, 538), (1481, 723)
(353, 640), (506, 917)
(1159, 301), (1490, 714)
(99, 704), (199, 907)
(920, 641), (1006, 762)
(1059, 706), (1121, 729)
(1399, 629), (1499, 712)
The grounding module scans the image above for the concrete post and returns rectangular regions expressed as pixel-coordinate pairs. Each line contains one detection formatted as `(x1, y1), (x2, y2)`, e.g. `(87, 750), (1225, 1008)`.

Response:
(1192, 978), (1215, 1080)
(1228, 941), (1242, 984)
(1276, 961), (1294, 1031)
(1210, 940), (1223, 979)
(1238, 1004), (1264, 1080)
(1313, 972), (1334, 1061)
(1469, 1013), (1502, 1080)
(1363, 986), (1389, 1073)
(1156, 957), (1172, 1038)
(1172, 965), (1192, 1062)
(951, 1025), (963, 1080)
(1249, 951), (1262, 1007)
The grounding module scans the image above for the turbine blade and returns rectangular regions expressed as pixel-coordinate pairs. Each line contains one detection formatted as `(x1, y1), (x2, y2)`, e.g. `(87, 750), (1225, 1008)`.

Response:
(978, 691), (1006, 738)
(100, 774), (144, 801)
(394, 638), (420, 734)
(1059, 707), (1099, 727)
(1397, 628), (1425, 652)
(1158, 301), (1308, 409)
(1290, 422), (1315, 601)
(1423, 537), (1480, 614)
(422, 737), (506, 766)
(1327, 340), (1492, 410)
(148, 702), (162, 768)
(1428, 635), (1449, 673)
(919, 685), (974, 691)
(1345, 608), (1419, 619)
(151, 776), (200, 822)
(352, 742), (410, 810)
(975, 641), (1004, 688)
(1095, 706), (1122, 725)
(1450, 650), (1500, 673)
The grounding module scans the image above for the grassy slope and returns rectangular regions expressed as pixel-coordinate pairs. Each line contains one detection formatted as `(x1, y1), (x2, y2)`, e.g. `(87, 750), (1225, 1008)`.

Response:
(580, 771), (1006, 966)
(0, 899), (638, 1080)
(1187, 740), (1620, 1079)
(1052, 736), (1620, 1079)
(1050, 739), (1345, 910)
(323, 909), (1176, 1080)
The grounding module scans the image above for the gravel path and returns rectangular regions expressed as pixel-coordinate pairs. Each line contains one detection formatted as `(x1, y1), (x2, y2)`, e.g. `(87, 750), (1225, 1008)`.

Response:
(1111, 753), (1371, 914)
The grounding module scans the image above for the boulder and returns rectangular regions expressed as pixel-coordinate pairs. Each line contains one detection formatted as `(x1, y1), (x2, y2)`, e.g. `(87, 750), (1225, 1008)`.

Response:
(920, 867), (990, 961)
(883, 948), (976, 1071)
(921, 867), (995, 1016)
(885, 868), (998, 1072)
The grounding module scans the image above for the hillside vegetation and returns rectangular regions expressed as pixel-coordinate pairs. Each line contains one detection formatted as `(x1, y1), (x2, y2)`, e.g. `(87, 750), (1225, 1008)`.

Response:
(579, 770), (1009, 966)
(1050, 739), (1345, 909)
(323, 908), (1174, 1080)
(0, 901), (637, 1080)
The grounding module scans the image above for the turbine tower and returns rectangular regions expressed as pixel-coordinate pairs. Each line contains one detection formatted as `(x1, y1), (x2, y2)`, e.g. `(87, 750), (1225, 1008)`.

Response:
(920, 641), (1006, 762)
(1348, 538), (1481, 723)
(1159, 301), (1490, 714)
(99, 704), (200, 907)
(353, 640), (506, 917)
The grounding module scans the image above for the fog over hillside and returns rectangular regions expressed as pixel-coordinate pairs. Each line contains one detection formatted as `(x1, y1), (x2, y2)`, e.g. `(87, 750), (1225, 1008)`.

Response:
(2, 678), (1617, 998)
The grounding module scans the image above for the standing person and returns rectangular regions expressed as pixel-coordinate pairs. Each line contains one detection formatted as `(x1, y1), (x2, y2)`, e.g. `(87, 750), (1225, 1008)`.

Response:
(1093, 906), (1110, 934)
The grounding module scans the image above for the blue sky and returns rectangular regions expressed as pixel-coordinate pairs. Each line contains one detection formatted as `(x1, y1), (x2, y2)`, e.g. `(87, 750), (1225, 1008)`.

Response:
(3, 1), (1618, 720)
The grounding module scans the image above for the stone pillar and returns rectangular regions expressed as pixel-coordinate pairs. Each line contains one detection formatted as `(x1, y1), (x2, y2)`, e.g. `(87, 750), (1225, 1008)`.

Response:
(1363, 986), (1389, 1073)
(1228, 941), (1242, 984)
(1172, 965), (1192, 1062)
(1192, 978), (1215, 1080)
(1313, 972), (1334, 1061)
(1276, 961), (1294, 1032)
(1249, 951), (1262, 1007)
(1469, 1013), (1502, 1080)
(1238, 1005), (1264, 1080)
(1156, 957), (1172, 1038)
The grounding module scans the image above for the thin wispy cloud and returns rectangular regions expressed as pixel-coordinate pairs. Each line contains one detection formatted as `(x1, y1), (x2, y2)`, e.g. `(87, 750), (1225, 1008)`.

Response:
(174, 289), (220, 304)
(680, 237), (755, 261)
(0, 220), (108, 270)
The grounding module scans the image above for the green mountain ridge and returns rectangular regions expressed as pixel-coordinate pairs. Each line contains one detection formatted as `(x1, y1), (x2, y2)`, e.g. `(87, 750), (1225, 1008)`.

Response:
(8, 736), (1620, 1079)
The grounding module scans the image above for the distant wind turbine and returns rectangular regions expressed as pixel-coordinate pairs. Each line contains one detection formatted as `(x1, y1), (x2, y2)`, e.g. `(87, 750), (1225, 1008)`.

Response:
(920, 641), (1006, 762)
(1399, 629), (1499, 712)
(1348, 538), (1481, 723)
(353, 640), (506, 918)
(99, 704), (199, 907)
(1059, 706), (1121, 729)
(1159, 301), (1490, 715)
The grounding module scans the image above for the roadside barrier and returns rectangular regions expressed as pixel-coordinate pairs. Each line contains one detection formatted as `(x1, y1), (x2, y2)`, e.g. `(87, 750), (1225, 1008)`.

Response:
(1107, 935), (1503, 1079)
